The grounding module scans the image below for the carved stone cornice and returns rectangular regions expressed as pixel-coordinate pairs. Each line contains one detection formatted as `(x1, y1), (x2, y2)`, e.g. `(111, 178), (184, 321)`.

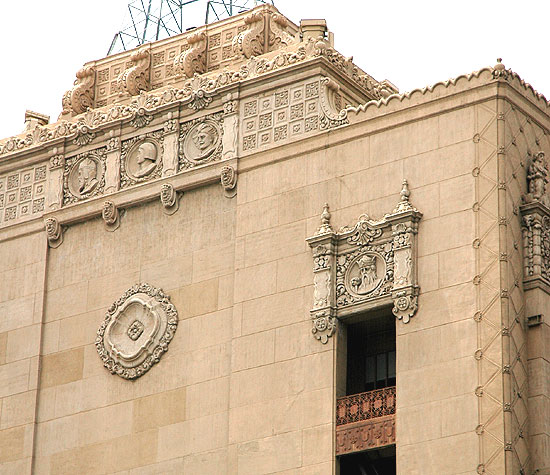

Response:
(0, 40), (381, 158)
(306, 181), (422, 343)
(174, 32), (207, 78)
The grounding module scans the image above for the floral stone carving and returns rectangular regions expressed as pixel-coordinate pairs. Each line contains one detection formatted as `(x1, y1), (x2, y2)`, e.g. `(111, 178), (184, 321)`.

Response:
(306, 180), (422, 343)
(96, 283), (178, 380)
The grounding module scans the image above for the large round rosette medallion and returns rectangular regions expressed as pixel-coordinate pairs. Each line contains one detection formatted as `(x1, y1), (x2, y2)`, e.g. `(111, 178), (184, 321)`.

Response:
(96, 283), (178, 380)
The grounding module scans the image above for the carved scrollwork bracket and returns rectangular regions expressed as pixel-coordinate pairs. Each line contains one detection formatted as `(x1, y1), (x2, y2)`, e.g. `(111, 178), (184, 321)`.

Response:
(60, 64), (96, 119)
(232, 11), (266, 59)
(306, 182), (422, 343)
(117, 46), (151, 97)
(160, 183), (181, 215)
(220, 165), (237, 198)
(102, 200), (121, 231)
(174, 32), (207, 78)
(45, 217), (63, 248)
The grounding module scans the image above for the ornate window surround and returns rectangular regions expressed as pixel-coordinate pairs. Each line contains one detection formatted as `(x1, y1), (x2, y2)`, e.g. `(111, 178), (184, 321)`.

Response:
(306, 180), (422, 343)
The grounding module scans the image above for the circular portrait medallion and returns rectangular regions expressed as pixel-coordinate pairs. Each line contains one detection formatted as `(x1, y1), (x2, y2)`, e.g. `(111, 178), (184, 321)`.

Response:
(67, 154), (103, 199)
(125, 139), (161, 180)
(345, 252), (386, 297)
(182, 120), (221, 164)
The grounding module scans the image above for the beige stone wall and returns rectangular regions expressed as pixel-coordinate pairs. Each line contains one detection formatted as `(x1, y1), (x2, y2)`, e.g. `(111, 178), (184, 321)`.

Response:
(0, 232), (47, 474)
(2, 97), (501, 474)
(4, 57), (550, 474)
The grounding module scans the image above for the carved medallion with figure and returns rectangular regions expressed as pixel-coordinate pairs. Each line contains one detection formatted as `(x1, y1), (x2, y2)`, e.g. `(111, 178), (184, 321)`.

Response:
(120, 132), (164, 188)
(63, 149), (106, 205)
(179, 113), (224, 169)
(347, 253), (385, 296)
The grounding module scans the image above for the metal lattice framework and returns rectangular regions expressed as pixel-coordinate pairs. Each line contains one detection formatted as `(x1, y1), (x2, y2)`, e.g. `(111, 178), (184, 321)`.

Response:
(108, 0), (274, 56)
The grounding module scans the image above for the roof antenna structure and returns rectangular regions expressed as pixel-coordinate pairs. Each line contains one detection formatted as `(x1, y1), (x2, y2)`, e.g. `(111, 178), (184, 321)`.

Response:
(108, 0), (274, 56)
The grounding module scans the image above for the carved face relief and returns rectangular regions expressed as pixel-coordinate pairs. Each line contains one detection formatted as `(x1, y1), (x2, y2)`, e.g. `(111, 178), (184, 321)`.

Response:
(67, 154), (104, 201)
(183, 120), (220, 163)
(96, 283), (178, 379)
(126, 140), (160, 179)
(345, 253), (385, 297)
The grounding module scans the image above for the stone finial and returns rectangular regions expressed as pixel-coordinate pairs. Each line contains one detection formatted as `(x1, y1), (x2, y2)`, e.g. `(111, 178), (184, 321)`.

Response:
(525, 151), (549, 203)
(392, 180), (416, 213)
(492, 57), (509, 80)
(317, 203), (333, 234)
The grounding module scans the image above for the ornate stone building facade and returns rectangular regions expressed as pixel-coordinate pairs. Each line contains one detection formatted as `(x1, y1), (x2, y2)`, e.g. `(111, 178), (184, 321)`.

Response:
(0, 4), (549, 474)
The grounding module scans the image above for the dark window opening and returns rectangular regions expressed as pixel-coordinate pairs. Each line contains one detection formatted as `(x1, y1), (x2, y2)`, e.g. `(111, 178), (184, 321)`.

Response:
(345, 313), (396, 396)
(339, 446), (396, 475)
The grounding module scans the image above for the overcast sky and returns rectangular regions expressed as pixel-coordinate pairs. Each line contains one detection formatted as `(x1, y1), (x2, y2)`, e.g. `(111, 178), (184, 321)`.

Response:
(1, 0), (548, 139)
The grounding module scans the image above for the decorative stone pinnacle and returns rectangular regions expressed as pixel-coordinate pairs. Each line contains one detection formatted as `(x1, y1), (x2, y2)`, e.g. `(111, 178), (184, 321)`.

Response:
(400, 179), (410, 202)
(492, 57), (508, 79)
(317, 203), (333, 234)
(392, 179), (416, 213)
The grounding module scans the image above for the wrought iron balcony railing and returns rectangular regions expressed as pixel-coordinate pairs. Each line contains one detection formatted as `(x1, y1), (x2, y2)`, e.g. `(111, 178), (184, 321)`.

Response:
(336, 386), (396, 456)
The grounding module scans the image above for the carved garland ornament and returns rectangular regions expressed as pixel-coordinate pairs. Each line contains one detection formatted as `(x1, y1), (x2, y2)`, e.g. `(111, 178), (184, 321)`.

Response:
(306, 181), (422, 343)
(95, 283), (178, 380)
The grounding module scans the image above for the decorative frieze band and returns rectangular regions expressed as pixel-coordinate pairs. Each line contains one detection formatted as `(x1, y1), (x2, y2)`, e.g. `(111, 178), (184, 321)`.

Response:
(306, 180), (422, 343)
